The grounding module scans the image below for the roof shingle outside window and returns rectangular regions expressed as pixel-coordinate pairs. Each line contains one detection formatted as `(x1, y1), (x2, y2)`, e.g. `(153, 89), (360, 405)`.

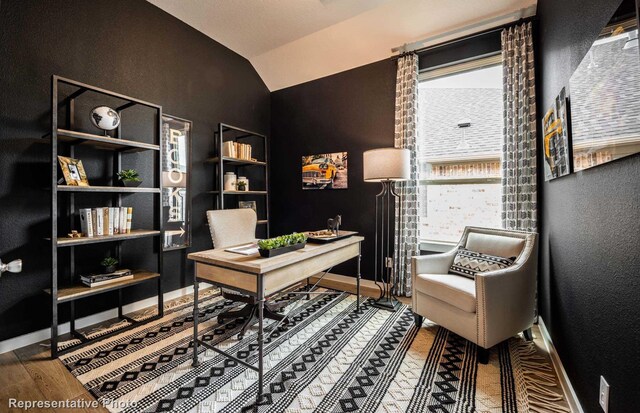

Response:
(418, 87), (503, 161)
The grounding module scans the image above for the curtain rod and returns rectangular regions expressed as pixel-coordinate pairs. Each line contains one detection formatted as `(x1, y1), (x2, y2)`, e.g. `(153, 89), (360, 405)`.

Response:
(391, 4), (537, 55)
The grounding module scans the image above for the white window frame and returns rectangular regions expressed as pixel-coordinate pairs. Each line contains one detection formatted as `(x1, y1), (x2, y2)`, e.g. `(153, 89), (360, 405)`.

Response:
(418, 54), (503, 251)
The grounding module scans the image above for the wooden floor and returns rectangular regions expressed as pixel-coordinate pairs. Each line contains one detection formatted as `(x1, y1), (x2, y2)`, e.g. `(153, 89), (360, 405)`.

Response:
(0, 279), (572, 412)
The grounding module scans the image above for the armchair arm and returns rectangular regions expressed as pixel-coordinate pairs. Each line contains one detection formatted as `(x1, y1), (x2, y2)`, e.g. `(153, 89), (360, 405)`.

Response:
(411, 248), (457, 276)
(411, 248), (458, 310)
(475, 238), (538, 348)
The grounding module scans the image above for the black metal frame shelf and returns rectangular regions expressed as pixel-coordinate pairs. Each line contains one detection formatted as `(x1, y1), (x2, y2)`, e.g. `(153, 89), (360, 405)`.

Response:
(49, 75), (164, 358)
(210, 123), (270, 237)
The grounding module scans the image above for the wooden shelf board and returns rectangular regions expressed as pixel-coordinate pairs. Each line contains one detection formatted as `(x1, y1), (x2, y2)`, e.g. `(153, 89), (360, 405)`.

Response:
(46, 270), (160, 303)
(57, 185), (160, 193)
(54, 229), (160, 247)
(257, 220), (268, 225)
(223, 190), (268, 195)
(54, 129), (159, 152)
(205, 156), (266, 166)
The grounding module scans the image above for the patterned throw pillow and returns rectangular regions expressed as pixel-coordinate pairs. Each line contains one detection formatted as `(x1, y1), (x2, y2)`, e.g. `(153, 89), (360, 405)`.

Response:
(448, 248), (516, 279)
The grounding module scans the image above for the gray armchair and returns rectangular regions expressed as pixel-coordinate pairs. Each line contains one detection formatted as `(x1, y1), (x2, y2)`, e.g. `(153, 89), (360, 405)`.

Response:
(411, 226), (538, 363)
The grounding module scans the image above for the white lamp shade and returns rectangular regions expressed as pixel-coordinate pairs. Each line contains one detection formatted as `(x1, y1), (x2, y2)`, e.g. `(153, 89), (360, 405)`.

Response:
(363, 148), (410, 182)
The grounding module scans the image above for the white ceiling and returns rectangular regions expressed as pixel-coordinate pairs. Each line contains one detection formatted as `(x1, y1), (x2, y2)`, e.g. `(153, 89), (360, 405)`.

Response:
(148, 0), (537, 91)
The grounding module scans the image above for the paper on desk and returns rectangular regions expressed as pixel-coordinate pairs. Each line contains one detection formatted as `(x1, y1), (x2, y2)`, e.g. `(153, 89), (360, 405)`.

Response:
(225, 243), (259, 255)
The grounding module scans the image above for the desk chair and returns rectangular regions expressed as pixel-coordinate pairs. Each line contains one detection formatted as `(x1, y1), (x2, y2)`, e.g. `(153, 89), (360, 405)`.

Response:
(206, 209), (286, 338)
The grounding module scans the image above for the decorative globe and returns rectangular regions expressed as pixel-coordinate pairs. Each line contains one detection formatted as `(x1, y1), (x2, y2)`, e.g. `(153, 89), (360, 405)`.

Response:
(90, 106), (120, 131)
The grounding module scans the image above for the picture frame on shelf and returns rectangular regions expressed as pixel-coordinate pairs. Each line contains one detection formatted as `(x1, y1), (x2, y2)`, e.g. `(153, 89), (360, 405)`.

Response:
(58, 156), (90, 186)
(238, 200), (257, 212)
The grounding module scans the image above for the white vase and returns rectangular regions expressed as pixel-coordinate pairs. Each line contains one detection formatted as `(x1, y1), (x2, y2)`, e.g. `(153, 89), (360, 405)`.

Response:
(224, 172), (237, 191)
(237, 176), (249, 191)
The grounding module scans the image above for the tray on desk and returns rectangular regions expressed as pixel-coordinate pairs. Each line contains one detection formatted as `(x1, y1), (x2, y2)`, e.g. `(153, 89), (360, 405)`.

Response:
(305, 230), (358, 243)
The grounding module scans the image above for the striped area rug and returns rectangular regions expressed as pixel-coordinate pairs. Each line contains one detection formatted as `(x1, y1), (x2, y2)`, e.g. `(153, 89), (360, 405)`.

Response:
(59, 289), (569, 413)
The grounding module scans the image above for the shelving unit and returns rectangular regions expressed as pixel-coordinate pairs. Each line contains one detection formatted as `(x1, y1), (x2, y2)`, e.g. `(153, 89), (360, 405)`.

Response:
(211, 123), (269, 237)
(47, 75), (164, 358)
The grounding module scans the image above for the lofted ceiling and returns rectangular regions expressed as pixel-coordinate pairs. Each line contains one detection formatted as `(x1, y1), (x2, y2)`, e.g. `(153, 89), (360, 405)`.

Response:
(148, 0), (537, 91)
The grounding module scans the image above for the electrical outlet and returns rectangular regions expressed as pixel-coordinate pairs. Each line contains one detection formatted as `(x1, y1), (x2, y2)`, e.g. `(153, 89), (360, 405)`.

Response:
(599, 376), (610, 412)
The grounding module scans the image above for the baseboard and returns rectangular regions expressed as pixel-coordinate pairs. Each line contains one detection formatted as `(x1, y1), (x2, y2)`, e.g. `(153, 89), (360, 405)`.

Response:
(538, 317), (584, 413)
(0, 282), (207, 355)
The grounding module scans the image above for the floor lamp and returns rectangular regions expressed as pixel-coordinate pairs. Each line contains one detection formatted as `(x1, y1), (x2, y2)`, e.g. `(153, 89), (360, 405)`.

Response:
(363, 148), (410, 311)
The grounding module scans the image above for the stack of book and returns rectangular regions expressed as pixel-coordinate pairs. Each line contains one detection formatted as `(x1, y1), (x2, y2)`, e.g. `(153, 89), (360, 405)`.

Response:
(222, 141), (254, 161)
(81, 269), (133, 287)
(79, 207), (133, 237)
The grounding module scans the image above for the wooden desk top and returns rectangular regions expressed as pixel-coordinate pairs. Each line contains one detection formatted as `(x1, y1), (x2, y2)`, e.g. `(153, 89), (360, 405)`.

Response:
(188, 235), (364, 274)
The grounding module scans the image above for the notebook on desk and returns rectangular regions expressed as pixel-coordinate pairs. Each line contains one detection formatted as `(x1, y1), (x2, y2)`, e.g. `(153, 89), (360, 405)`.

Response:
(225, 243), (259, 255)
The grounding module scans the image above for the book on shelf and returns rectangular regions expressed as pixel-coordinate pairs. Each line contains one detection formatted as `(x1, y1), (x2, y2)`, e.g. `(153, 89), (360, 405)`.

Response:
(112, 207), (120, 234)
(78, 207), (133, 237)
(80, 269), (133, 287)
(120, 207), (127, 234)
(96, 209), (104, 236)
(126, 207), (132, 233)
(103, 207), (112, 236)
(222, 141), (253, 161)
(79, 208), (94, 237)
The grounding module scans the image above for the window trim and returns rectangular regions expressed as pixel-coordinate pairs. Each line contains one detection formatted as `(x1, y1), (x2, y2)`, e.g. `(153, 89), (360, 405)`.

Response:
(419, 54), (504, 247)
(419, 53), (502, 82)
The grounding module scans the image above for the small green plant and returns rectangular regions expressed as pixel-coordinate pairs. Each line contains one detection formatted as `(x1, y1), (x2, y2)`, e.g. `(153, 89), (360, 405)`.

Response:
(236, 180), (247, 191)
(258, 233), (307, 250)
(117, 169), (141, 182)
(101, 257), (118, 267)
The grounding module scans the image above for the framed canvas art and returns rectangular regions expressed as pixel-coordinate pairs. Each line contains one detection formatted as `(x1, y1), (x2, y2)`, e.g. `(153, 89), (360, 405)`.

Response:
(302, 152), (348, 190)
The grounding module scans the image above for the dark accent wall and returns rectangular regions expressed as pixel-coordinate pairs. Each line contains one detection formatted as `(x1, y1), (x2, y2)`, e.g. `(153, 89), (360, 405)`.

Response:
(536, 0), (640, 411)
(0, 0), (270, 341)
(270, 60), (397, 280)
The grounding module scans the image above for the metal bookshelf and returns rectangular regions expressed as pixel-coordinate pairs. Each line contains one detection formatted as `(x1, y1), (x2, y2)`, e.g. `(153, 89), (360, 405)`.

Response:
(47, 75), (164, 358)
(209, 123), (270, 236)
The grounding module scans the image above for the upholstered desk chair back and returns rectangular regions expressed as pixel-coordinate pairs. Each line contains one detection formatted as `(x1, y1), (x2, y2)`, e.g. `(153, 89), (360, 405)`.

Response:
(206, 209), (257, 249)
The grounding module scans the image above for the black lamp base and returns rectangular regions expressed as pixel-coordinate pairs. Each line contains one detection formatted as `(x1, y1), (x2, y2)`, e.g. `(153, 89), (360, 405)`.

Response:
(371, 297), (402, 312)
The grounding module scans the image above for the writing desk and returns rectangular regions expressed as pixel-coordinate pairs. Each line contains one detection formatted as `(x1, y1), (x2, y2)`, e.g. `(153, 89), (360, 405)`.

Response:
(187, 235), (363, 402)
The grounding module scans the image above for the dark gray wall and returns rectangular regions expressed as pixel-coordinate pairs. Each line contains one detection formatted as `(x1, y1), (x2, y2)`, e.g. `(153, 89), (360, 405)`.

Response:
(0, 0), (270, 341)
(270, 60), (397, 280)
(536, 0), (640, 411)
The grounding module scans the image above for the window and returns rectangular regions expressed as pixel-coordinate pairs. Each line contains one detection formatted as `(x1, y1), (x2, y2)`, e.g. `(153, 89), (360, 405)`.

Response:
(418, 56), (503, 245)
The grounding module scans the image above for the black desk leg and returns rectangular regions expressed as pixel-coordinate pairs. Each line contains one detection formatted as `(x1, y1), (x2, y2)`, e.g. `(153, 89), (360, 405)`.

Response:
(192, 276), (200, 368)
(257, 275), (265, 404)
(357, 244), (361, 312)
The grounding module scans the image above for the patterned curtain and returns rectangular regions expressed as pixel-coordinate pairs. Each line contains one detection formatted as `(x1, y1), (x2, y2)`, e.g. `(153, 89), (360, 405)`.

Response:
(393, 53), (420, 297)
(501, 22), (537, 232)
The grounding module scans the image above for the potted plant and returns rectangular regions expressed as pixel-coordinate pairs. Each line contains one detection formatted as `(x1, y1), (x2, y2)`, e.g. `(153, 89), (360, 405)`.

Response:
(236, 180), (247, 191)
(258, 232), (307, 258)
(100, 257), (118, 274)
(117, 169), (142, 187)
